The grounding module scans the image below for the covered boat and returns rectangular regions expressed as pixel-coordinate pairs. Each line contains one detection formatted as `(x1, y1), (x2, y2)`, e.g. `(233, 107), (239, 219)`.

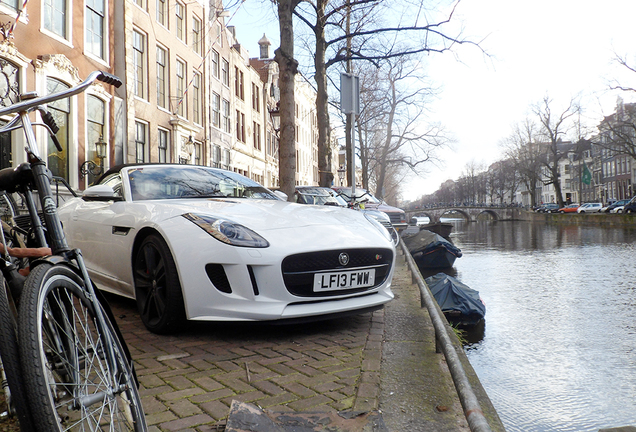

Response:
(425, 273), (486, 326)
(402, 229), (462, 268)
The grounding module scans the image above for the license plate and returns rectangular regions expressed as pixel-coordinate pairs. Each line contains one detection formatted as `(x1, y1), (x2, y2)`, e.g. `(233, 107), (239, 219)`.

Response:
(313, 269), (376, 291)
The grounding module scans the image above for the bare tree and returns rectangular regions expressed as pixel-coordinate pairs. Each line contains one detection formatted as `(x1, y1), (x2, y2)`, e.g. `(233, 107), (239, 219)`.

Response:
(502, 119), (546, 207)
(292, 0), (478, 189)
(274, 0), (301, 201)
(532, 95), (581, 207)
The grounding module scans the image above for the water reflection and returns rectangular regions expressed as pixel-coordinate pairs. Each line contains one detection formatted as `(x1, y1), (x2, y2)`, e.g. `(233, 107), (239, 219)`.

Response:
(449, 220), (636, 432)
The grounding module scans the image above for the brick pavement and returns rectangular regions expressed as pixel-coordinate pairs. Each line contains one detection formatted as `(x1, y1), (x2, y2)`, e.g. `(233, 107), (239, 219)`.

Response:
(104, 249), (500, 431)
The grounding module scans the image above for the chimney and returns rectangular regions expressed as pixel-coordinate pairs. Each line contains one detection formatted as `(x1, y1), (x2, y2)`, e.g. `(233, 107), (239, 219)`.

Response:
(258, 33), (271, 59)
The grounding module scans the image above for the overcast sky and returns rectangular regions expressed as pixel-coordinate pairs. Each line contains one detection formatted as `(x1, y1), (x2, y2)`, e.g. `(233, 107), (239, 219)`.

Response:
(226, 0), (636, 201)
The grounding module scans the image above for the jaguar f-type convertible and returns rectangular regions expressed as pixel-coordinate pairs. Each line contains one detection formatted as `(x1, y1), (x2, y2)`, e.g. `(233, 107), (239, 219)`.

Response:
(58, 164), (396, 333)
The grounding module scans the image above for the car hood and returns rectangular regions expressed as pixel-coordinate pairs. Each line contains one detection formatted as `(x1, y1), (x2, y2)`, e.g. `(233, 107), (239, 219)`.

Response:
(113, 197), (382, 234)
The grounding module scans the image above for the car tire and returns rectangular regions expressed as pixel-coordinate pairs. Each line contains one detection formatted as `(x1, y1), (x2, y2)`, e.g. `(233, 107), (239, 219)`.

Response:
(134, 234), (186, 334)
(560, 210), (565, 213)
(627, 209), (633, 214)
(617, 209), (623, 213)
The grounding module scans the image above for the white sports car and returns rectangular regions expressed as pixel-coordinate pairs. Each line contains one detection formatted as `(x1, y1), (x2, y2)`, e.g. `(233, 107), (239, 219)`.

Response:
(58, 164), (396, 333)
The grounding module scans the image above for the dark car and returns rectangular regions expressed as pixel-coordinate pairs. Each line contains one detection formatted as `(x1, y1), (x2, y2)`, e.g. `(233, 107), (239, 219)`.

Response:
(535, 203), (559, 213)
(332, 186), (408, 230)
(623, 197), (636, 213)
(604, 198), (630, 213)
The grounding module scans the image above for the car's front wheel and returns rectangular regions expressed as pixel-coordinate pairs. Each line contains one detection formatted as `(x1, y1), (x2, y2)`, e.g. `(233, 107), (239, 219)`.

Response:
(560, 210), (565, 213)
(133, 234), (186, 334)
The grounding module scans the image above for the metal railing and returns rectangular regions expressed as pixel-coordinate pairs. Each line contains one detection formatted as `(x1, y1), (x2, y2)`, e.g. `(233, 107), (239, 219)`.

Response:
(399, 239), (494, 432)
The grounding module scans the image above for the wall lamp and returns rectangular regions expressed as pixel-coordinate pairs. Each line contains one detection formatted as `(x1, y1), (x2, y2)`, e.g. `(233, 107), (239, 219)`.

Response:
(80, 135), (107, 179)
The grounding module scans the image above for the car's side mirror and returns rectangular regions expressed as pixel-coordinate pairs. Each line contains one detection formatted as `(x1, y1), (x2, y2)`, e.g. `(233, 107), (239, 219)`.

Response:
(82, 184), (123, 202)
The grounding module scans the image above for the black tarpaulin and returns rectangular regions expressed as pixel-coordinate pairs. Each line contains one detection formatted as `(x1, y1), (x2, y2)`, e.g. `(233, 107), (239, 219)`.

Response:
(425, 273), (485, 319)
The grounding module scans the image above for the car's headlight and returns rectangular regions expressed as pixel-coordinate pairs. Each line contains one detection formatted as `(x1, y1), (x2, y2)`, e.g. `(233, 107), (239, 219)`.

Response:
(364, 211), (396, 244)
(183, 213), (269, 248)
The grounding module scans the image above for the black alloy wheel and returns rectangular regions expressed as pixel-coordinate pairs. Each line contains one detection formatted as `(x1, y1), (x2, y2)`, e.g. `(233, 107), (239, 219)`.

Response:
(133, 234), (186, 334)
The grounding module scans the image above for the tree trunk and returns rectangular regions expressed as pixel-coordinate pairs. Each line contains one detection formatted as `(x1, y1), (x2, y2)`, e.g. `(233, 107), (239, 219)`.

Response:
(275, 0), (299, 201)
(315, 0), (333, 187)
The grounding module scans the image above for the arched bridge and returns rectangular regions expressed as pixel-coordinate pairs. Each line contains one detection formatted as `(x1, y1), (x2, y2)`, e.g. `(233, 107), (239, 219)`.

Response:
(406, 206), (525, 223)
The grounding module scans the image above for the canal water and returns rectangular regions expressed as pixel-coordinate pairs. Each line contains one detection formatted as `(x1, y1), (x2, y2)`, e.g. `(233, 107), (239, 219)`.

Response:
(442, 220), (636, 432)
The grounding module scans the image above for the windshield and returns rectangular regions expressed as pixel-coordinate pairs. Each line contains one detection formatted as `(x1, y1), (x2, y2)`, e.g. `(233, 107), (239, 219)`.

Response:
(335, 188), (381, 204)
(124, 166), (279, 201)
(296, 187), (347, 206)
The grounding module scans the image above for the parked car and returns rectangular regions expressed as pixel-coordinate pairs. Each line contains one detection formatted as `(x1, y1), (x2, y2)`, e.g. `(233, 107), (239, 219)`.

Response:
(577, 203), (603, 213)
(605, 199), (631, 213)
(58, 164), (396, 333)
(558, 204), (580, 213)
(623, 197), (636, 213)
(332, 186), (408, 230)
(292, 186), (398, 244)
(292, 186), (348, 207)
(535, 203), (559, 213)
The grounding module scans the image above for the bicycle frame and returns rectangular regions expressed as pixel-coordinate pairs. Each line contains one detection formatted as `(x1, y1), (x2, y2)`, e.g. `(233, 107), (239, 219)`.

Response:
(0, 71), (130, 407)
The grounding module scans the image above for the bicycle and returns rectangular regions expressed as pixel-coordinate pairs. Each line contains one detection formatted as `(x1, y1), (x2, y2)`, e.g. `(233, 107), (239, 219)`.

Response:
(0, 71), (147, 431)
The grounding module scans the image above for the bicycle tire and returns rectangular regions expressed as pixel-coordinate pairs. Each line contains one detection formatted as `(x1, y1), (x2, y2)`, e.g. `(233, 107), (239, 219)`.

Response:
(0, 273), (35, 431)
(18, 263), (147, 431)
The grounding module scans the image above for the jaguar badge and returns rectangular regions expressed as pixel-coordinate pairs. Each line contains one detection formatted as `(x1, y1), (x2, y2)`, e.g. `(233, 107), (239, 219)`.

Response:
(338, 252), (350, 266)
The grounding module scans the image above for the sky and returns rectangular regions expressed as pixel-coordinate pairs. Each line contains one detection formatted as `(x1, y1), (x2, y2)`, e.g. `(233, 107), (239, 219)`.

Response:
(224, 0), (636, 202)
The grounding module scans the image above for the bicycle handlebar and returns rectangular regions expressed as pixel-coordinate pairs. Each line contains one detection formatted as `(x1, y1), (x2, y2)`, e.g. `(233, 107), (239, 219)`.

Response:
(0, 71), (122, 118)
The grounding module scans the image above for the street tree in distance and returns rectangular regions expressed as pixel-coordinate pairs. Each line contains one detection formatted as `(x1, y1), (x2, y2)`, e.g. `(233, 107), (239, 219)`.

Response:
(532, 95), (581, 208)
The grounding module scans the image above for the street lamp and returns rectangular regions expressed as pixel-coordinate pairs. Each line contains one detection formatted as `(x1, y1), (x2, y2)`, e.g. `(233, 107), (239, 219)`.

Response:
(268, 103), (280, 137)
(337, 166), (346, 186)
(80, 135), (107, 179)
(180, 135), (194, 164)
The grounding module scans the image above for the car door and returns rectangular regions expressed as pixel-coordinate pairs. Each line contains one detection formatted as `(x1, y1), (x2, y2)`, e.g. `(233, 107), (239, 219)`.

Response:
(65, 174), (137, 296)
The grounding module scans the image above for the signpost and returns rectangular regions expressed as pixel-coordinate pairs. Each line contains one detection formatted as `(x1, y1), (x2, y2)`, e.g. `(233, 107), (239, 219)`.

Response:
(340, 72), (360, 197)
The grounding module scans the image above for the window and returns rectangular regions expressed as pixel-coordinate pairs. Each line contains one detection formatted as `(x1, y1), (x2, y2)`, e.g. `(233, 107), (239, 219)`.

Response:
(0, 0), (18, 9)
(222, 99), (230, 133)
(193, 72), (201, 124)
(175, 1), (184, 41)
(212, 92), (220, 128)
(158, 128), (168, 163)
(44, 0), (66, 38)
(212, 145), (221, 168)
(156, 0), (166, 26)
(176, 59), (185, 117)
(133, 30), (146, 99)
(135, 121), (146, 163)
(47, 78), (70, 180)
(253, 122), (261, 150)
(211, 50), (220, 79)
(222, 149), (230, 170)
(134, 0), (144, 9)
(192, 16), (202, 55)
(252, 83), (260, 112)
(86, 95), (106, 184)
(156, 46), (167, 108)
(236, 110), (245, 142)
(0, 59), (19, 108)
(234, 67), (244, 100)
(221, 59), (229, 86)
(195, 143), (201, 165)
(86, 0), (105, 59)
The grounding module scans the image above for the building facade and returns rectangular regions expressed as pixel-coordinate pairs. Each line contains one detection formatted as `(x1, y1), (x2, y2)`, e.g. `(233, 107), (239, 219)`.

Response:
(1, 0), (322, 195)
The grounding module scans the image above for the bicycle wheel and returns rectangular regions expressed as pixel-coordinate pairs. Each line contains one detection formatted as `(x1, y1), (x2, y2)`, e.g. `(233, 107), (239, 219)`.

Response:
(0, 273), (35, 431)
(18, 263), (147, 431)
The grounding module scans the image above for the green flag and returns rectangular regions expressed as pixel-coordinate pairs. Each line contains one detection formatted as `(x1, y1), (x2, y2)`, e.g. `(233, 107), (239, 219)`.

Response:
(582, 163), (592, 185)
